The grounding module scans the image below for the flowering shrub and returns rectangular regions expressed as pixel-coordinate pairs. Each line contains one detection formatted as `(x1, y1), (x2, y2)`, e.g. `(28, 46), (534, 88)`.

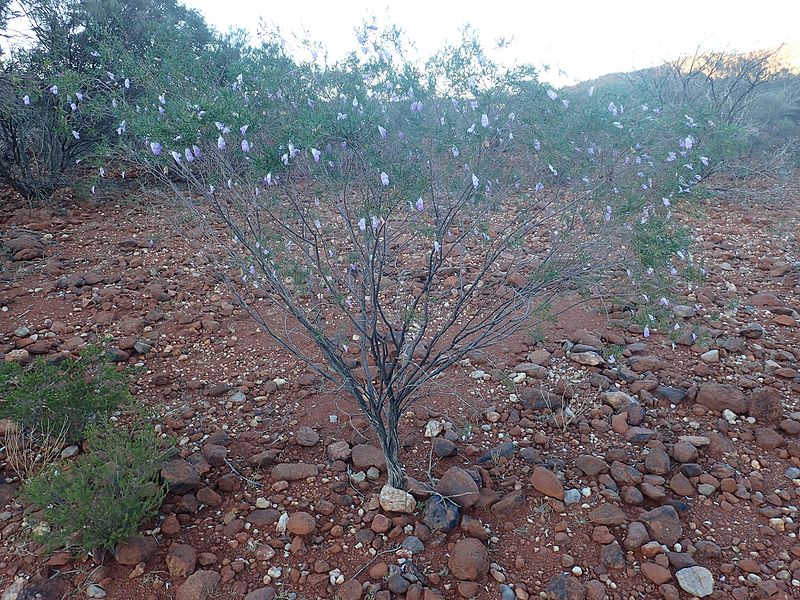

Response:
(104, 23), (718, 483)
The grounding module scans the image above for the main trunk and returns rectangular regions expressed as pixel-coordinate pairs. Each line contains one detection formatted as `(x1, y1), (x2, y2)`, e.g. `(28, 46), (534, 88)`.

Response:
(379, 418), (404, 488)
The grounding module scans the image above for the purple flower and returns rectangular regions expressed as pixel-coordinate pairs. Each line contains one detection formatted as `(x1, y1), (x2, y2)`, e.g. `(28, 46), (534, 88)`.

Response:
(311, 148), (321, 162)
(185, 148), (194, 162)
(158, 106), (165, 116)
(71, 130), (80, 140)
(535, 181), (544, 192)
(546, 89), (558, 100)
(241, 139), (250, 152)
(604, 205), (612, 222)
(371, 215), (381, 230)
(240, 124), (248, 136)
(22, 95), (30, 105)
(471, 174), (479, 189)
(49, 85), (58, 95)
(358, 217), (366, 232)
(662, 197), (671, 207)
(588, 86), (595, 96)
(217, 135), (226, 150)
(380, 172), (389, 186)
(415, 197), (424, 212)
(171, 150), (181, 164)
(75, 92), (83, 101)
(288, 144), (299, 158)
(378, 126), (387, 139)
(451, 146), (459, 158)
(481, 113), (489, 128)
(643, 326), (650, 338)
(99, 167), (105, 177)
(150, 141), (162, 156)
(192, 145), (201, 158)
(158, 93), (166, 104)
(124, 78), (130, 89)
(70, 102), (77, 111)
(533, 139), (541, 151)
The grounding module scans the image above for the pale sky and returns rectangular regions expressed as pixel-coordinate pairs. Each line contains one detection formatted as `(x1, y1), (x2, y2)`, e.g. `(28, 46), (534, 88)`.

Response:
(184, 0), (799, 85)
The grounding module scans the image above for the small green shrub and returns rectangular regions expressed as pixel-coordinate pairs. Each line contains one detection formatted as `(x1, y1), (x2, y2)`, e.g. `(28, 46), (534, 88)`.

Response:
(22, 419), (170, 552)
(0, 345), (133, 443)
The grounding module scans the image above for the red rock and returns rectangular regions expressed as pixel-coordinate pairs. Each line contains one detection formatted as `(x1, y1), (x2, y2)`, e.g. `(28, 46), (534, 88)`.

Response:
(641, 562), (672, 584)
(696, 383), (747, 414)
(531, 466), (565, 499)
(435, 467), (480, 509)
(176, 570), (220, 600)
(448, 538), (490, 581)
(166, 543), (197, 579)
(115, 535), (156, 565)
(287, 512), (316, 536)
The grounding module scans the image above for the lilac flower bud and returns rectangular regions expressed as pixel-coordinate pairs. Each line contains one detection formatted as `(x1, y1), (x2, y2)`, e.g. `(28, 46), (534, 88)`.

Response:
(241, 139), (250, 152)
(150, 141), (162, 156)
(358, 217), (366, 232)
(311, 148), (321, 162)
(171, 150), (181, 164)
(185, 148), (194, 162)
(192, 145), (201, 158)
(415, 197), (424, 212)
(535, 181), (544, 192)
(218, 135), (226, 150)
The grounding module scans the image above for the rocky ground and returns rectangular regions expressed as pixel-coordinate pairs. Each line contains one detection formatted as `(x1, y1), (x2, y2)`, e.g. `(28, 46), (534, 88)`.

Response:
(1, 175), (800, 600)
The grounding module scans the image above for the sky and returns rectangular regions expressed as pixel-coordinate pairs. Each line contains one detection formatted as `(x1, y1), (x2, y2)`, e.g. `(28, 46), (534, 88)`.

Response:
(183, 0), (800, 86)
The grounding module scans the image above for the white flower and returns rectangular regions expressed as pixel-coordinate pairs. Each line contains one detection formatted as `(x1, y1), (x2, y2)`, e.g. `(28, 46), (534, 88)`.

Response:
(378, 126), (387, 139)
(380, 172), (389, 186)
(481, 113), (489, 128)
(546, 89), (558, 100)
(22, 95), (30, 105)
(588, 86), (595, 97)
(358, 217), (366, 232)
(471, 173), (479, 189)
(311, 148), (321, 162)
(71, 130), (80, 139)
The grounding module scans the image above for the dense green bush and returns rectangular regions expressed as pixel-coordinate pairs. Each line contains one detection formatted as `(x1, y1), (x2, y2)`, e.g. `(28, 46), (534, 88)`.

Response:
(22, 419), (169, 552)
(0, 345), (132, 443)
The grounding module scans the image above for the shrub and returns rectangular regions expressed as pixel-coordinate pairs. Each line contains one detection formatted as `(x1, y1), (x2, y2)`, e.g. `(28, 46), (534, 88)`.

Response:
(114, 24), (713, 485)
(21, 419), (169, 552)
(0, 345), (133, 444)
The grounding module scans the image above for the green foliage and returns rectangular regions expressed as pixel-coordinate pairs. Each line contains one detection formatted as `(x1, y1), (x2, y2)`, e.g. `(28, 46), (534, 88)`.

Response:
(0, 345), (133, 443)
(22, 419), (169, 552)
